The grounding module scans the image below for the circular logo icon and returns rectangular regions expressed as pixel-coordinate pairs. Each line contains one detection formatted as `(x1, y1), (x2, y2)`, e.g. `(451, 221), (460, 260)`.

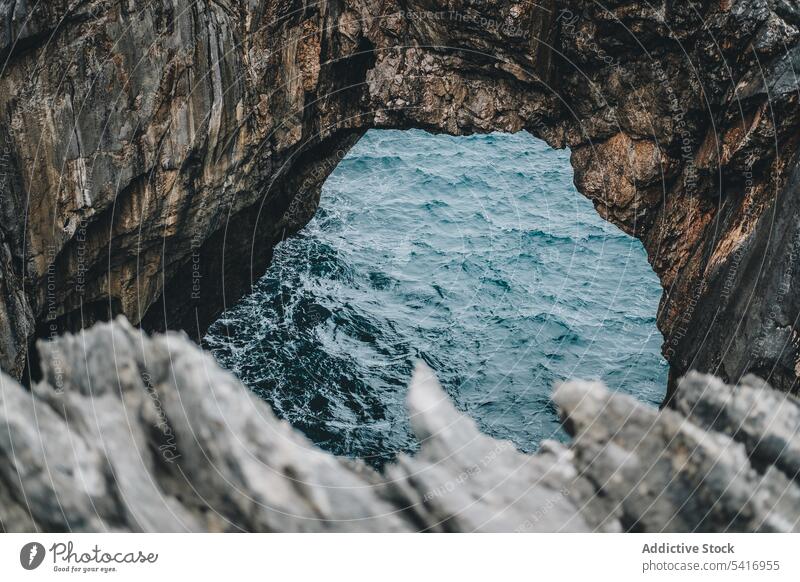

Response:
(20, 542), (46, 570)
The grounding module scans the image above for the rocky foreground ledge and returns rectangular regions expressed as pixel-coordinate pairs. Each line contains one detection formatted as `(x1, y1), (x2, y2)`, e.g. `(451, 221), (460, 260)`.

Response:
(1, 319), (799, 532)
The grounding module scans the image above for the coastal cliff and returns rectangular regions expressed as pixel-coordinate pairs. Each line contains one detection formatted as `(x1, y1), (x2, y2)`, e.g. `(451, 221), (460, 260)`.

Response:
(1, 318), (798, 532)
(2, 1), (800, 397)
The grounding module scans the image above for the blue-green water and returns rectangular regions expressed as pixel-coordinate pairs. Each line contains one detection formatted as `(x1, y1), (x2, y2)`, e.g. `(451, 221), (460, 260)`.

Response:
(205, 129), (667, 466)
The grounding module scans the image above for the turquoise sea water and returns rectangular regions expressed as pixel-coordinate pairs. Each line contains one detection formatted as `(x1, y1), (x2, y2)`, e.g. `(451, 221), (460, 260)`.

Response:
(205, 129), (667, 466)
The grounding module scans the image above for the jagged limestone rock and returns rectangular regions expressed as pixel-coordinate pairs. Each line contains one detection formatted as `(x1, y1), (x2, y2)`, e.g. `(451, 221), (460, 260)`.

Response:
(554, 376), (800, 532)
(0, 319), (798, 532)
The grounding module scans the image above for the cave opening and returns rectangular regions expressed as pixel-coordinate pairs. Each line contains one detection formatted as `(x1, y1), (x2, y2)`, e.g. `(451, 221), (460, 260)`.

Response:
(204, 129), (666, 466)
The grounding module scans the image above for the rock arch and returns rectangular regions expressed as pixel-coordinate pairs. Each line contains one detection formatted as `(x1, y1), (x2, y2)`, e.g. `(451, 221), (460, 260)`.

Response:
(1, 1), (799, 399)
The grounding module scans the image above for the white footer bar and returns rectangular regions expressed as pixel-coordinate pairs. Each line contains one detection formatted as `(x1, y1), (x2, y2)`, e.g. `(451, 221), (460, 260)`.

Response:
(0, 533), (797, 581)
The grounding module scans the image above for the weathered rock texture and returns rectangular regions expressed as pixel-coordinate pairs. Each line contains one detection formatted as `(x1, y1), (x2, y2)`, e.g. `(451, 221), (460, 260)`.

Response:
(2, 1), (800, 398)
(0, 318), (798, 532)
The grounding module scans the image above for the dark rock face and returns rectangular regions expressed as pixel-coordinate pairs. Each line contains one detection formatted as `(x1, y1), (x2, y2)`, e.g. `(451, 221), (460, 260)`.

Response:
(0, 318), (798, 532)
(1, 2), (800, 395)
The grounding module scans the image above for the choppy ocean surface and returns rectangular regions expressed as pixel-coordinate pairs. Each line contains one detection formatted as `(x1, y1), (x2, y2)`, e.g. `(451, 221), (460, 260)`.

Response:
(205, 129), (667, 466)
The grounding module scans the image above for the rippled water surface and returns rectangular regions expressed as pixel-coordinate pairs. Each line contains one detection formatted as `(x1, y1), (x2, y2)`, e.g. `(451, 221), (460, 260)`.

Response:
(205, 130), (667, 466)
